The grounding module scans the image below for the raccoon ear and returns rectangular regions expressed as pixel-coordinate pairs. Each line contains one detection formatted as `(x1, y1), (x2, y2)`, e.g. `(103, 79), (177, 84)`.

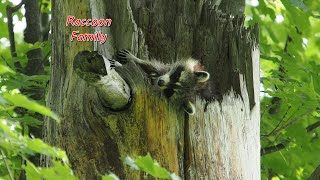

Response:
(195, 71), (210, 83)
(183, 101), (195, 115)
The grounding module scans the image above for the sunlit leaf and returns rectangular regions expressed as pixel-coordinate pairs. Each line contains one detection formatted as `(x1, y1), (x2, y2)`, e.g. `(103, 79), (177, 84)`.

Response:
(0, 64), (15, 74)
(101, 173), (120, 180)
(131, 153), (171, 179)
(286, 0), (309, 11)
(2, 93), (60, 122)
(24, 160), (77, 180)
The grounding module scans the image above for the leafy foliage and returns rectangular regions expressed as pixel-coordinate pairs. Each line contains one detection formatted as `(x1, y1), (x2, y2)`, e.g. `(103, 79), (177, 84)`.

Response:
(0, 50), (75, 179)
(125, 153), (181, 180)
(101, 173), (120, 180)
(24, 160), (76, 180)
(246, 0), (320, 179)
(0, 1), (73, 179)
(0, 90), (75, 179)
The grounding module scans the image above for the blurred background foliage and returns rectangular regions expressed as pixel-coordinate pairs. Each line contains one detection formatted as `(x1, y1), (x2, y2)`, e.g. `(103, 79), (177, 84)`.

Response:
(0, 0), (319, 179)
(246, 0), (320, 179)
(0, 0), (77, 179)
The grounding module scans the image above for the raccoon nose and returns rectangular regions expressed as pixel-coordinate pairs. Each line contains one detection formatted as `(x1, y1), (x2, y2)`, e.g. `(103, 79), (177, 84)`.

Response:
(158, 79), (165, 86)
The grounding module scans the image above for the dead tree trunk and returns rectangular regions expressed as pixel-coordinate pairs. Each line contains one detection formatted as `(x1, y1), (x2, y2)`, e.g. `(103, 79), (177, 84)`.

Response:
(43, 0), (260, 179)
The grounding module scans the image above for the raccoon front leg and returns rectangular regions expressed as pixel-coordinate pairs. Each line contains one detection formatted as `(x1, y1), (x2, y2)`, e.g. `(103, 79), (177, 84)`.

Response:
(116, 49), (160, 77)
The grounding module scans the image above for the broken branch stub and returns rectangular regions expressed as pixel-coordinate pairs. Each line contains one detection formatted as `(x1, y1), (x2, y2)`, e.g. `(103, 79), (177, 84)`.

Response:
(73, 51), (131, 110)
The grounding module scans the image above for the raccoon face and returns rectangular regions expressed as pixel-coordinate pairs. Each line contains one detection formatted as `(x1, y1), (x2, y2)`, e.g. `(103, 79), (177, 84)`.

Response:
(157, 65), (210, 97)
(157, 65), (185, 90)
(157, 64), (209, 115)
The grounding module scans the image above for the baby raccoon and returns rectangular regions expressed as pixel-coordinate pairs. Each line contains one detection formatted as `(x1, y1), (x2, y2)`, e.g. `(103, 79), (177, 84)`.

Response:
(116, 49), (210, 115)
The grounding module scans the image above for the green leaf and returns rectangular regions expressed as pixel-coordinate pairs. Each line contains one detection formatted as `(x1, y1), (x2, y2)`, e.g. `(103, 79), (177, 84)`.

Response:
(310, 69), (320, 96)
(286, 0), (309, 11)
(134, 153), (171, 179)
(2, 93), (60, 122)
(24, 160), (77, 180)
(101, 173), (120, 180)
(0, 121), (67, 158)
(24, 139), (67, 157)
(9, 116), (43, 127)
(0, 64), (15, 74)
(40, 0), (51, 14)
(30, 41), (51, 55)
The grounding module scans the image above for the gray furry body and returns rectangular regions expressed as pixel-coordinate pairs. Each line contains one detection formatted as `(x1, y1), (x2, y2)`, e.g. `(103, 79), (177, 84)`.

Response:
(116, 49), (210, 115)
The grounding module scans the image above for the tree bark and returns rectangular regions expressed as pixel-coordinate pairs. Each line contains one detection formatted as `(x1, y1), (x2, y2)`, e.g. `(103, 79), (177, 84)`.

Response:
(309, 164), (320, 180)
(43, 0), (260, 179)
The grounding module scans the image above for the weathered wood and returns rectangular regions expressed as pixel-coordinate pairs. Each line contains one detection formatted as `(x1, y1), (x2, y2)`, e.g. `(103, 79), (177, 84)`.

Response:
(187, 53), (260, 179)
(184, 7), (260, 178)
(43, 0), (260, 179)
(309, 164), (320, 180)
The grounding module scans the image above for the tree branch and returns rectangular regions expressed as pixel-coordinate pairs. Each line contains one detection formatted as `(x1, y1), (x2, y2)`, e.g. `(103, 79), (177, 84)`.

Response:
(261, 143), (286, 156)
(263, 105), (310, 138)
(272, 110), (313, 135)
(35, 50), (51, 74)
(6, 0), (25, 58)
(1, 149), (14, 180)
(73, 51), (131, 110)
(262, 113), (318, 156)
(6, 7), (16, 58)
(306, 121), (320, 132)
(6, 0), (25, 71)
(267, 106), (291, 136)
(268, 35), (292, 115)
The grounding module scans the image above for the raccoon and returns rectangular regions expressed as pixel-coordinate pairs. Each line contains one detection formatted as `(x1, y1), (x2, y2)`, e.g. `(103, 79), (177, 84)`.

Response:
(116, 49), (210, 115)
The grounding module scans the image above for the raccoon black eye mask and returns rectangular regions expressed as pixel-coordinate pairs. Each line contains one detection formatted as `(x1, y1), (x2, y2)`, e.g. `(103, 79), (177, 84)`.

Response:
(115, 49), (210, 115)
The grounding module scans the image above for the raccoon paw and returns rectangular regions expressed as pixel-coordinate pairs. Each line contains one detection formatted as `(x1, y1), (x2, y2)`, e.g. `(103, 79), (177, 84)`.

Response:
(183, 100), (195, 115)
(116, 49), (132, 64)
